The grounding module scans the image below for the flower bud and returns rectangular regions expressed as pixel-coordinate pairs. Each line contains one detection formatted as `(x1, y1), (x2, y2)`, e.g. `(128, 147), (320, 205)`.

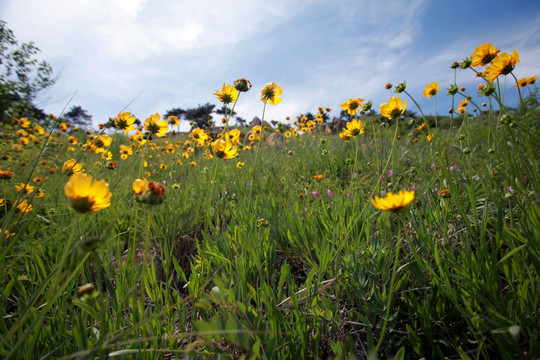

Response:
(234, 78), (252, 92)
(460, 58), (472, 69)
(447, 84), (459, 96)
(395, 82), (406, 93)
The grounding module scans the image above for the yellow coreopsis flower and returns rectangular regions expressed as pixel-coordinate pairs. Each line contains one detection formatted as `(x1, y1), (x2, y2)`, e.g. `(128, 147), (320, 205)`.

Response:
(189, 128), (209, 146)
(144, 113), (169, 137)
(15, 183), (34, 195)
(515, 75), (537, 88)
(114, 112), (137, 133)
(168, 116), (180, 126)
(213, 83), (239, 104)
(471, 43), (500, 67)
(15, 199), (32, 213)
(236, 162), (245, 168)
(62, 159), (83, 176)
(211, 138), (238, 159)
(260, 82), (282, 105)
(380, 97), (407, 120)
(371, 190), (415, 213)
(342, 119), (365, 137)
(64, 173), (112, 213)
(340, 98), (364, 116)
(423, 82), (440, 98)
(484, 50), (519, 83)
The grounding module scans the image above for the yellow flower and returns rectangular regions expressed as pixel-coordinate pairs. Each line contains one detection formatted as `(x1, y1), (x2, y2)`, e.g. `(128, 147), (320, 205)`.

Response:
(423, 82), (440, 98)
(132, 178), (166, 205)
(15, 183), (35, 195)
(427, 133), (434, 142)
(236, 162), (245, 168)
(211, 138), (238, 159)
(340, 98), (364, 116)
(515, 75), (537, 88)
(68, 136), (78, 145)
(371, 190), (415, 213)
(213, 83), (239, 104)
(15, 199), (32, 213)
(0, 170), (14, 179)
(64, 173), (112, 213)
(144, 113), (169, 137)
(313, 174), (324, 181)
(379, 97), (407, 120)
(189, 128), (209, 146)
(63, 159), (83, 176)
(471, 43), (500, 67)
(114, 112), (137, 133)
(484, 50), (519, 83)
(339, 132), (351, 141)
(416, 122), (426, 131)
(342, 119), (365, 137)
(168, 115), (180, 126)
(260, 82), (282, 105)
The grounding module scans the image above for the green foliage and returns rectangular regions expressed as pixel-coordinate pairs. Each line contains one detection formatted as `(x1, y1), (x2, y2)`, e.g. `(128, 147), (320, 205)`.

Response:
(0, 20), (55, 124)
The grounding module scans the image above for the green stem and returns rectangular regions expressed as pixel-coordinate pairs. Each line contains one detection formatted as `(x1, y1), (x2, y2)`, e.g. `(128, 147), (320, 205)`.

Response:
(374, 219), (404, 354)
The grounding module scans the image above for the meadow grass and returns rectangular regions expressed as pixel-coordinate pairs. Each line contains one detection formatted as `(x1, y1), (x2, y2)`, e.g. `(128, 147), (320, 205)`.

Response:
(0, 51), (539, 359)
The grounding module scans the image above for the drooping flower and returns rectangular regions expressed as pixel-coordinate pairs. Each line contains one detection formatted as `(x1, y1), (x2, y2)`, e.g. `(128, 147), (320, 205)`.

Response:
(471, 43), (500, 67)
(340, 98), (364, 116)
(214, 83), (239, 104)
(515, 75), (537, 88)
(484, 50), (520, 83)
(211, 138), (238, 159)
(380, 97), (407, 120)
(260, 82), (282, 105)
(371, 190), (415, 213)
(114, 112), (137, 133)
(144, 113), (169, 137)
(0, 170), (14, 180)
(423, 82), (440, 98)
(64, 173), (112, 213)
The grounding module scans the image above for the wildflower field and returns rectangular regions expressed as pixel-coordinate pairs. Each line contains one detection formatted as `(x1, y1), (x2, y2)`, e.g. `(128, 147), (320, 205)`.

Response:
(1, 44), (539, 359)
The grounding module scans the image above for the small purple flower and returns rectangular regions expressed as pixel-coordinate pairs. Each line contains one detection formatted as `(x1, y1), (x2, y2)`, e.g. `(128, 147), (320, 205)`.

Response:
(327, 189), (334, 198)
(312, 191), (321, 198)
(431, 163), (437, 169)
(507, 186), (514, 194)
(410, 184), (416, 191)
(387, 169), (393, 178)
(353, 172), (357, 178)
(447, 165), (457, 172)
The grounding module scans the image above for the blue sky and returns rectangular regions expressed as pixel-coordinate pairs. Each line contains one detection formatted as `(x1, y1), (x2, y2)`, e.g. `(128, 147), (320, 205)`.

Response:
(1, 0), (539, 130)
